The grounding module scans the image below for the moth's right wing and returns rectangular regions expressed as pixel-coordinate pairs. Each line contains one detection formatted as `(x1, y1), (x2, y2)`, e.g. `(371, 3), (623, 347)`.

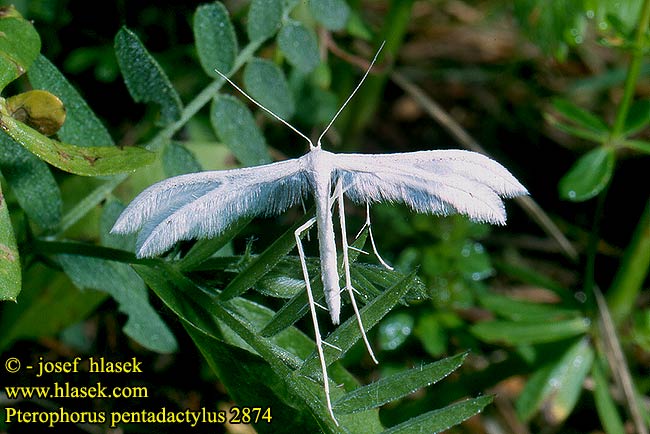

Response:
(112, 157), (308, 257)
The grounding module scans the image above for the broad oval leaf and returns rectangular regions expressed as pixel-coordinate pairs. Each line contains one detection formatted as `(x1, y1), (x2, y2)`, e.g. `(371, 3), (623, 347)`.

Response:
(278, 22), (320, 73)
(243, 57), (295, 119)
(162, 142), (202, 177)
(194, 2), (238, 77)
(247, 0), (282, 42)
(471, 317), (590, 345)
(0, 6), (40, 91)
(308, 0), (350, 31)
(0, 183), (20, 301)
(552, 98), (609, 133)
(211, 94), (271, 166)
(115, 27), (182, 126)
(383, 395), (493, 434)
(0, 134), (62, 229)
(623, 99), (650, 136)
(558, 147), (615, 201)
(0, 110), (155, 176)
(27, 55), (114, 147)
(334, 352), (468, 414)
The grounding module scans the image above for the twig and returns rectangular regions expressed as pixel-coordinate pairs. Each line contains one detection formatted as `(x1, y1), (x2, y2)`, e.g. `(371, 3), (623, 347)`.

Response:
(389, 70), (580, 262)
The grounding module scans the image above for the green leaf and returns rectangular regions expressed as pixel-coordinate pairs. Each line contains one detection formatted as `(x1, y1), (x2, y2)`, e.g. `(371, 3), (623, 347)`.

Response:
(0, 183), (20, 301)
(552, 98), (609, 133)
(0, 134), (61, 229)
(308, 0), (350, 31)
(383, 395), (493, 434)
(0, 6), (40, 91)
(622, 99), (650, 136)
(558, 147), (615, 201)
(58, 255), (177, 354)
(247, 0), (283, 42)
(27, 55), (115, 147)
(544, 113), (607, 143)
(211, 94), (271, 166)
(592, 360), (625, 434)
(623, 139), (650, 154)
(162, 142), (202, 177)
(470, 317), (590, 345)
(244, 58), (295, 119)
(0, 110), (155, 176)
(377, 312), (414, 351)
(516, 338), (593, 423)
(278, 22), (320, 73)
(115, 27), (182, 126)
(477, 293), (580, 322)
(0, 264), (105, 350)
(194, 2), (238, 77)
(334, 352), (467, 414)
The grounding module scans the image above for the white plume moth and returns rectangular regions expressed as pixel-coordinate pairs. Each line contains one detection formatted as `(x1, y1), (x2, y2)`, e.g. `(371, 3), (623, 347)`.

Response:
(112, 43), (527, 425)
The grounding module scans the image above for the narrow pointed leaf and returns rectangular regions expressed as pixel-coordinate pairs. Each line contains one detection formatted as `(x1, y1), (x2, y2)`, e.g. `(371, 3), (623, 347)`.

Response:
(244, 57), (295, 119)
(592, 361), (625, 434)
(470, 317), (590, 345)
(552, 98), (609, 133)
(211, 94), (271, 166)
(0, 134), (61, 229)
(623, 139), (650, 154)
(308, 0), (350, 31)
(278, 22), (320, 73)
(544, 113), (607, 142)
(334, 352), (468, 414)
(194, 2), (238, 77)
(0, 183), (20, 301)
(382, 395), (493, 434)
(27, 55), (115, 147)
(115, 27), (182, 126)
(247, 0), (282, 42)
(0, 6), (40, 91)
(558, 147), (615, 201)
(477, 293), (580, 322)
(300, 271), (419, 376)
(0, 110), (154, 176)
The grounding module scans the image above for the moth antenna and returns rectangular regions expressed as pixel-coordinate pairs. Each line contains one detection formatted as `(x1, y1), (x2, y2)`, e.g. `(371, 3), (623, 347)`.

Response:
(317, 41), (386, 148)
(214, 69), (315, 149)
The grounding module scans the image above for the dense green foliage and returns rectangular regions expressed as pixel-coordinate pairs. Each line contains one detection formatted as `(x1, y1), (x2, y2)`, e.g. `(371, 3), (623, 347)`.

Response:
(0, 1), (649, 433)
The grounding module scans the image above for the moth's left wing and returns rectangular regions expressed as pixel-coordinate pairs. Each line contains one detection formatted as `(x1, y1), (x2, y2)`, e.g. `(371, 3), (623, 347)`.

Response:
(112, 157), (308, 257)
(334, 149), (527, 224)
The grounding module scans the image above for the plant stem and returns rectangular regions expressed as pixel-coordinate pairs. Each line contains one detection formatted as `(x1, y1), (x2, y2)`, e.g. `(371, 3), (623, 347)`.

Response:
(607, 199), (650, 324)
(611, 0), (650, 137)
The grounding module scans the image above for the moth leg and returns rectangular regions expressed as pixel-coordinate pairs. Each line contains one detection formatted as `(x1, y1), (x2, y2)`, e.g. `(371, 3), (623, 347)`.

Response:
(354, 202), (394, 271)
(294, 217), (339, 426)
(337, 179), (379, 365)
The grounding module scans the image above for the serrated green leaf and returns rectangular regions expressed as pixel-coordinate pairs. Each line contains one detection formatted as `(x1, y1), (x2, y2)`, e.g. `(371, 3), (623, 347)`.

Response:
(58, 255), (177, 353)
(162, 142), (202, 177)
(194, 2), (238, 77)
(0, 264), (105, 350)
(0, 133), (61, 229)
(516, 338), (593, 423)
(27, 55), (115, 147)
(278, 22), (320, 73)
(383, 395), (493, 434)
(115, 27), (182, 126)
(552, 98), (609, 133)
(0, 182), (20, 301)
(470, 317), (590, 345)
(0, 6), (40, 91)
(623, 99), (650, 136)
(211, 94), (271, 166)
(300, 271), (420, 376)
(0, 109), (155, 176)
(244, 57), (295, 119)
(247, 0), (283, 42)
(558, 147), (615, 201)
(308, 0), (350, 31)
(334, 352), (467, 414)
